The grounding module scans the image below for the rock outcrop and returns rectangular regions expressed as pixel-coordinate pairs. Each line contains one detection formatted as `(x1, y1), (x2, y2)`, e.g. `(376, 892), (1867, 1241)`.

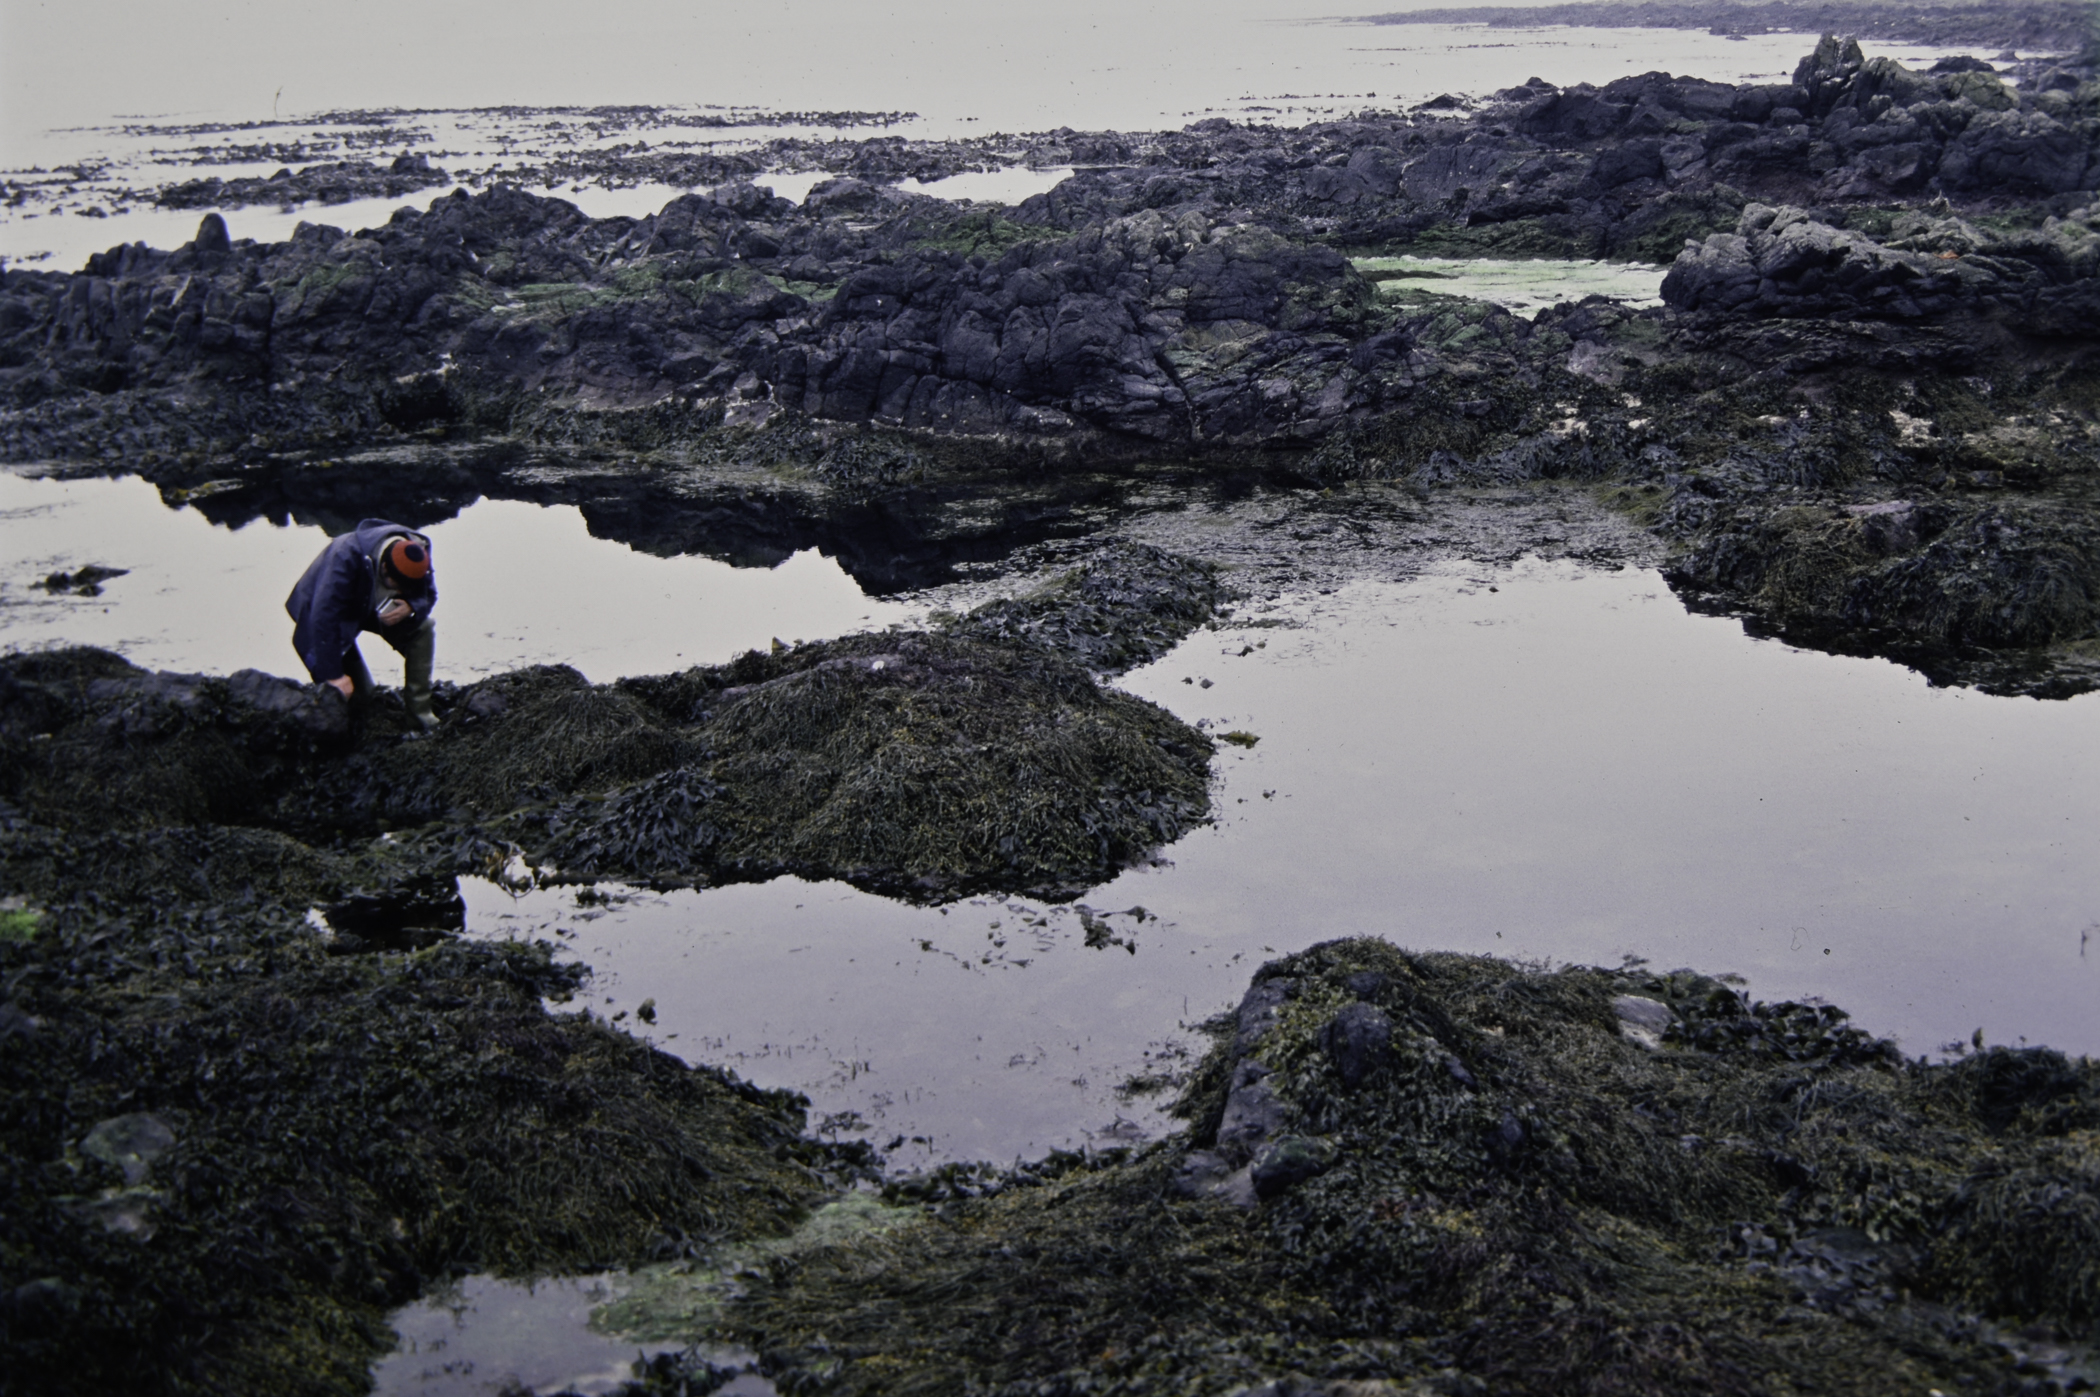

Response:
(1663, 200), (2100, 328)
(716, 938), (2100, 1397)
(2, 42), (2098, 695)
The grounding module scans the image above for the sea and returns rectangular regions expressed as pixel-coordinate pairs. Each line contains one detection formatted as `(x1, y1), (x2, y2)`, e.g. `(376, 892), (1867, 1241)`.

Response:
(3, 0), (1988, 268)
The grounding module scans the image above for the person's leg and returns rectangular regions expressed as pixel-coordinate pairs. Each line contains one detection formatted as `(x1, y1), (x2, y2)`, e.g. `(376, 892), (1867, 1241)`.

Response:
(340, 638), (377, 701)
(393, 619), (438, 730)
(341, 641), (375, 698)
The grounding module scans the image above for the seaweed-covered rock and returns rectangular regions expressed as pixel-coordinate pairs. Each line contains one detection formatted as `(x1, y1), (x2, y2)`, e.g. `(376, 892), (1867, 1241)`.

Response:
(1317, 1000), (1395, 1087)
(1665, 493), (2100, 683)
(0, 558), (1224, 1390)
(708, 940), (2100, 1396)
(946, 543), (1225, 673)
(0, 905), (826, 1395)
(0, 620), (1215, 901)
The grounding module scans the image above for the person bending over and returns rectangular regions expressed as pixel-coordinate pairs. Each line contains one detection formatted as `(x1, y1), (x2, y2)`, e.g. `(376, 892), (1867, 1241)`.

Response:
(286, 519), (439, 730)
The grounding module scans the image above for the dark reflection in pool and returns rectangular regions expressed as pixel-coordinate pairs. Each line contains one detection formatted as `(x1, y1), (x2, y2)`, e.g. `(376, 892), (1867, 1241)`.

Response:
(0, 473), (921, 681)
(471, 560), (2100, 1167)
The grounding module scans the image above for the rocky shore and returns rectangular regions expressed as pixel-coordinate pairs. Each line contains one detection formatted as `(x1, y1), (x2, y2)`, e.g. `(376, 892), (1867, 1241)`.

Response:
(6, 38), (2099, 691)
(4, 30), (2100, 1395)
(0, 542), (1219, 1391)
(1364, 1), (2096, 55)
(707, 939), (2100, 1396)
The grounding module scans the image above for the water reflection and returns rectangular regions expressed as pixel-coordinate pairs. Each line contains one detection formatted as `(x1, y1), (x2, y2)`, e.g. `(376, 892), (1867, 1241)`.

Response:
(470, 560), (2100, 1168)
(0, 473), (921, 681)
(371, 1273), (704, 1397)
(1354, 255), (1668, 316)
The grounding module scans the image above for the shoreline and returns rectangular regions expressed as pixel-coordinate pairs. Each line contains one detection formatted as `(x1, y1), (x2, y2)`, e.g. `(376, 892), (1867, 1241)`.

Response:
(4, 30), (2100, 1394)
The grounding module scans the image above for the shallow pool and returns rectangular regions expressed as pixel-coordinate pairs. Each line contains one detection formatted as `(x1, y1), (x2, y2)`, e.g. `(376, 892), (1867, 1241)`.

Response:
(0, 472), (923, 682)
(1354, 255), (1669, 316)
(11, 472), (2093, 1164)
(470, 559), (2100, 1169)
(370, 1271), (775, 1397)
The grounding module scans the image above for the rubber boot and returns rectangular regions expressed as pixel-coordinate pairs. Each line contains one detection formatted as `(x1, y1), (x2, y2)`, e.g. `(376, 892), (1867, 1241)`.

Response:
(400, 620), (439, 731)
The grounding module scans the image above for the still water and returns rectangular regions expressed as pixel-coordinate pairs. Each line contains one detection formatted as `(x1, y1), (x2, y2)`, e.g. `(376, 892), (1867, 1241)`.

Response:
(371, 1274), (681, 1397)
(9, 472), (2094, 1163)
(0, 472), (921, 682)
(7, 471), (2094, 1381)
(5, 1), (1967, 154)
(467, 559), (2100, 1168)
(1356, 254), (1669, 316)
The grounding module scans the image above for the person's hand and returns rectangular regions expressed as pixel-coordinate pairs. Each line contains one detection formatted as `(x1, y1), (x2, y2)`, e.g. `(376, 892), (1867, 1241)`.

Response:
(378, 599), (411, 626)
(327, 675), (355, 697)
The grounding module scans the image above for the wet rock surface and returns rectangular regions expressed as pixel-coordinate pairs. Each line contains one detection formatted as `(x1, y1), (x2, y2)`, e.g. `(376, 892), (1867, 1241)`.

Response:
(0, 568), (1217, 904)
(4, 39), (2098, 691)
(0, 548), (1220, 1392)
(5, 30), (2100, 1396)
(700, 940), (2100, 1397)
(0, 848), (833, 1394)
(154, 153), (454, 215)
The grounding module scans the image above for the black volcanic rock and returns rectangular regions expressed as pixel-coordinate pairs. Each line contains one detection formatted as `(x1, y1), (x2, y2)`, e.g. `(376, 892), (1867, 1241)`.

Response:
(155, 155), (454, 212)
(2, 43), (2098, 693)
(1663, 200), (2100, 327)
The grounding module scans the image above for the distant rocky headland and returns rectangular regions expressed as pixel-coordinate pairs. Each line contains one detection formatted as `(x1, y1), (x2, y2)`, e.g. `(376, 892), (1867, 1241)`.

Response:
(1362, 0), (2097, 54)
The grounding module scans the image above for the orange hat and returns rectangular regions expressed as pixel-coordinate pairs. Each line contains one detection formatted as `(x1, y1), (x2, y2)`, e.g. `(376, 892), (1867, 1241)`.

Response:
(383, 537), (431, 586)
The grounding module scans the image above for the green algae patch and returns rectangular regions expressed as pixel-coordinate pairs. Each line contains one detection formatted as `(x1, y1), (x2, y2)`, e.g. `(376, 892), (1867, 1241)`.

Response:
(1592, 480), (1670, 530)
(907, 207), (1041, 258)
(592, 1194), (921, 1346)
(690, 939), (2100, 1396)
(0, 902), (40, 942)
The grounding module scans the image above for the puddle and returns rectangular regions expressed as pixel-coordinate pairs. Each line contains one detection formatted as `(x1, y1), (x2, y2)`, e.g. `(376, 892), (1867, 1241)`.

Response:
(894, 166), (1075, 204)
(371, 1197), (913, 1394)
(371, 1272), (770, 1397)
(0, 473), (922, 682)
(1353, 255), (1668, 316)
(742, 168), (1082, 208)
(470, 878), (1192, 1165)
(749, 170), (832, 205)
(470, 559), (2100, 1169)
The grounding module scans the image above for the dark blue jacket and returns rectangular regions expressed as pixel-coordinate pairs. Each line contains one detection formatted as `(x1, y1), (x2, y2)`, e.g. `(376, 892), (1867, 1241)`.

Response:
(285, 519), (437, 683)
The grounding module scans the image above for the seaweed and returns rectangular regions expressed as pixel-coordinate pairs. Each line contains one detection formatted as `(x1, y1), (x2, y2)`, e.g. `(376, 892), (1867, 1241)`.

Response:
(946, 544), (1227, 675)
(0, 564), (1224, 1391)
(0, 896), (829, 1395)
(669, 940), (2100, 1396)
(0, 576), (1218, 902)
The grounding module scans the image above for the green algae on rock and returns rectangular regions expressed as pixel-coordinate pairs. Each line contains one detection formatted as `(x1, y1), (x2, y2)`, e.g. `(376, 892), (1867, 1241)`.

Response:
(675, 939), (2100, 1396)
(0, 554), (1218, 903)
(0, 904), (830, 1396)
